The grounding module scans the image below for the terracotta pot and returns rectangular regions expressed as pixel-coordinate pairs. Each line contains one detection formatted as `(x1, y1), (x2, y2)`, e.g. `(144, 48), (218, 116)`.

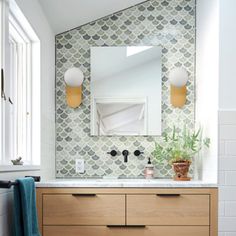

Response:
(172, 161), (191, 181)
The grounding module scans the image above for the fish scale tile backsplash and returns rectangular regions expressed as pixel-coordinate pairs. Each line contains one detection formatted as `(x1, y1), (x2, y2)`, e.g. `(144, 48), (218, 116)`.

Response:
(55, 0), (196, 178)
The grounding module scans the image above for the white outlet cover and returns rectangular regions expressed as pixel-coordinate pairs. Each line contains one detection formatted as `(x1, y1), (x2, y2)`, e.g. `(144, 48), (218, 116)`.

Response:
(75, 159), (85, 173)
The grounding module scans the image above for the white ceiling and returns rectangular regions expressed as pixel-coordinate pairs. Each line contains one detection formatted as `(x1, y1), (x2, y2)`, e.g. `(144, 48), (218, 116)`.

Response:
(38, 0), (145, 34)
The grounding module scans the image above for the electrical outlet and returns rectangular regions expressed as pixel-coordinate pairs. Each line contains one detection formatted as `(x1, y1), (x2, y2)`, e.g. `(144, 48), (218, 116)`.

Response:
(75, 159), (85, 173)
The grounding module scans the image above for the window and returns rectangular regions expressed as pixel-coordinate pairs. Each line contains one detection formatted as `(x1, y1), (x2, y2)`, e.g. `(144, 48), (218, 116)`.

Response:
(6, 13), (32, 163)
(0, 0), (40, 168)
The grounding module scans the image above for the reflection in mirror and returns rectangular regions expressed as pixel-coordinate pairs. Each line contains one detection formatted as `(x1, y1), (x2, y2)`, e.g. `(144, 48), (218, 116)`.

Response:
(91, 46), (162, 136)
(93, 98), (147, 136)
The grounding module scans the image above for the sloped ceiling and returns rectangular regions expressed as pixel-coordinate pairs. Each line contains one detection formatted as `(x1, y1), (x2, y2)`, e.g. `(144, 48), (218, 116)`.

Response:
(38, 0), (146, 34)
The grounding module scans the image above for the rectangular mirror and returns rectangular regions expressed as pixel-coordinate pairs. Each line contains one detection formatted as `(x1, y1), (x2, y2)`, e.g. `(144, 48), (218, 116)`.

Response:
(90, 46), (162, 136)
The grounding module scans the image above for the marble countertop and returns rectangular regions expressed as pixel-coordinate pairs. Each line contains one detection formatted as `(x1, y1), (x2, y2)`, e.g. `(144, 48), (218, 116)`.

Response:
(36, 179), (218, 188)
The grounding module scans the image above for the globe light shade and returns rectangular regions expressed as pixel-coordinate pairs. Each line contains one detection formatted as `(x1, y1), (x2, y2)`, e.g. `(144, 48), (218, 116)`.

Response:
(64, 67), (84, 87)
(64, 67), (84, 108)
(169, 68), (188, 87)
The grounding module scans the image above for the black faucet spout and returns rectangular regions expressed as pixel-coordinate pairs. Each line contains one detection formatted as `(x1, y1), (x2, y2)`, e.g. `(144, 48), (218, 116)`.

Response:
(122, 150), (129, 163)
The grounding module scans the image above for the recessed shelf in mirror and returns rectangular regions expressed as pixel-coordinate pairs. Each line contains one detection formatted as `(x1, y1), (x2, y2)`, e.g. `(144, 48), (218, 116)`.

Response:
(90, 46), (162, 136)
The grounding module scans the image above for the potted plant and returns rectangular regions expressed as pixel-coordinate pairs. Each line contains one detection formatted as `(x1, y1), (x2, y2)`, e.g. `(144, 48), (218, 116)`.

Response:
(152, 126), (210, 181)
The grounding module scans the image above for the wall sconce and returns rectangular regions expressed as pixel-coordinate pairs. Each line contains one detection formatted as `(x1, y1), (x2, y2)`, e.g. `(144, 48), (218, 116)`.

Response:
(169, 68), (188, 108)
(64, 67), (84, 108)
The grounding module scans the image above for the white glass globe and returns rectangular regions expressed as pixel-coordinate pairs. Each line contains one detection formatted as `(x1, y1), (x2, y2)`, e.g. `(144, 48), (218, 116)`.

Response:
(64, 67), (84, 87)
(169, 68), (188, 87)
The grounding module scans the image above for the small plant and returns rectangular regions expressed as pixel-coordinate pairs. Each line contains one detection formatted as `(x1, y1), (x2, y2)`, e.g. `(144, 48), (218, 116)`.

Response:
(152, 126), (210, 164)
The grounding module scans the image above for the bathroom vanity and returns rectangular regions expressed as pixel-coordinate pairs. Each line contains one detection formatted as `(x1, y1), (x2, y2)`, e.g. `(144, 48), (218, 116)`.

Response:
(36, 180), (218, 236)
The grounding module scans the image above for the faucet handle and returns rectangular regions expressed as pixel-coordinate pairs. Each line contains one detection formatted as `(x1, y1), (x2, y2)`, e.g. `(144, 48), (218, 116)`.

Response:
(107, 150), (117, 157)
(134, 150), (144, 156)
(122, 150), (129, 156)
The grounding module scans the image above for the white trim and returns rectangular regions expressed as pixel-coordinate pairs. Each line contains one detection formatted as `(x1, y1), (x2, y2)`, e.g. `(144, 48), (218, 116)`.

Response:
(0, 0), (41, 166)
(0, 0), (9, 164)
(0, 165), (40, 172)
(0, 0), (4, 163)
(9, 0), (39, 42)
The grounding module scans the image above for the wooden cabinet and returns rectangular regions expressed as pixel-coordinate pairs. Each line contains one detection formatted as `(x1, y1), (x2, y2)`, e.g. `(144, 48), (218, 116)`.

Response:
(43, 226), (209, 236)
(127, 194), (210, 225)
(37, 188), (218, 236)
(43, 194), (125, 225)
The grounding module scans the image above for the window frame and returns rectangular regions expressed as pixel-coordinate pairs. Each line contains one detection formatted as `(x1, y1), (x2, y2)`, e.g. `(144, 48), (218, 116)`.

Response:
(0, 0), (40, 171)
(8, 12), (33, 164)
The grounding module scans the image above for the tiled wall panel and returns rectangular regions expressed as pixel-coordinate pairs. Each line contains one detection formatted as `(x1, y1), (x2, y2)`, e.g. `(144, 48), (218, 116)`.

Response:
(55, 0), (196, 178)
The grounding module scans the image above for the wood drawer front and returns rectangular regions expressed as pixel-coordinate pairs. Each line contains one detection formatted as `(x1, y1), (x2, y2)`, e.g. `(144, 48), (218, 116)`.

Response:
(43, 194), (125, 225)
(43, 226), (209, 236)
(127, 194), (210, 226)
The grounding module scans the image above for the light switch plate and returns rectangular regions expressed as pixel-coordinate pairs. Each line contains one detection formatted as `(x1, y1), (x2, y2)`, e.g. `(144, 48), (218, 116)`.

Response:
(75, 159), (85, 173)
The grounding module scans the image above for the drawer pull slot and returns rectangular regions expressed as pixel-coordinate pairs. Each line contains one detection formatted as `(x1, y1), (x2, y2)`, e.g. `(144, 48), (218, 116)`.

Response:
(107, 225), (146, 228)
(72, 193), (96, 197)
(156, 194), (181, 197)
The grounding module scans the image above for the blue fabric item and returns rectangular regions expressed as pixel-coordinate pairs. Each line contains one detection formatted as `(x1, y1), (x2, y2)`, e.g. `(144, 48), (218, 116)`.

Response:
(13, 177), (40, 236)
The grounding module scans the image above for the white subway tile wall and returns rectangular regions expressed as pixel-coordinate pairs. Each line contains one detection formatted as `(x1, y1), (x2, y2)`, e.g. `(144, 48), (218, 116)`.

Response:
(219, 110), (236, 236)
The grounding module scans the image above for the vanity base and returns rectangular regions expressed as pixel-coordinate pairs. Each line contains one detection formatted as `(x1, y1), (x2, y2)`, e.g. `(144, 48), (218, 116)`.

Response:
(44, 226), (209, 236)
(36, 187), (218, 236)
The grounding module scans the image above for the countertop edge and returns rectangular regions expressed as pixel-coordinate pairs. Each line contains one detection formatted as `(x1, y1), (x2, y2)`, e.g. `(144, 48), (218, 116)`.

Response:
(35, 181), (218, 188)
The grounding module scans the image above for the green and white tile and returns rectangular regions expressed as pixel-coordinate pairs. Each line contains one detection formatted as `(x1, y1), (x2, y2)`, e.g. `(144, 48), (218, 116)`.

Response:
(55, 0), (196, 178)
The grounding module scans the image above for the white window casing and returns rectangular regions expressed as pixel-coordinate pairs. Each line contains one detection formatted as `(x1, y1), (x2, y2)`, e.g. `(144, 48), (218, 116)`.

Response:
(0, 0), (40, 170)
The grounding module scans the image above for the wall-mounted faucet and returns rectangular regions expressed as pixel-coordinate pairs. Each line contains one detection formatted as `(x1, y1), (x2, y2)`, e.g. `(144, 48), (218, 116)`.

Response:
(108, 150), (142, 163)
(122, 150), (129, 163)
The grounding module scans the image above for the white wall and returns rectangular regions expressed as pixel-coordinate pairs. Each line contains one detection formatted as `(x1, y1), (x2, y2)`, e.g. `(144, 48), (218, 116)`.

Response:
(196, 1), (236, 235)
(14, 0), (55, 180)
(218, 0), (236, 235)
(0, 0), (55, 235)
(196, 0), (219, 183)
(219, 0), (236, 110)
